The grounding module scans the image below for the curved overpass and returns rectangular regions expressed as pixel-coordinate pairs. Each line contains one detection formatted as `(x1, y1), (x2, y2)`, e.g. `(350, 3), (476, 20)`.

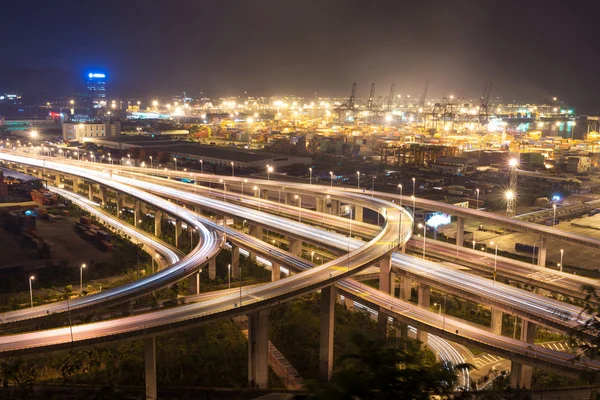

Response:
(0, 152), (223, 325)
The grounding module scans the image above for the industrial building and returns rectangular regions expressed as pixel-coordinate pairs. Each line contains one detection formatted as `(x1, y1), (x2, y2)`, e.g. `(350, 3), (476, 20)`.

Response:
(62, 122), (121, 141)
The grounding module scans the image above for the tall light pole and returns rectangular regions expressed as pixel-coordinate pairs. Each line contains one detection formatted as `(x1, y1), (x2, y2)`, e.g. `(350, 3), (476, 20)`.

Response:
(330, 171), (333, 188)
(309, 167), (312, 185)
(490, 241), (498, 284)
(29, 276), (35, 308)
(311, 251), (315, 263)
(356, 171), (360, 190)
(532, 240), (542, 272)
(200, 160), (203, 174)
(412, 177), (416, 197)
(411, 195), (416, 218)
(552, 204), (557, 228)
(418, 223), (426, 259)
(149, 156), (153, 169)
(559, 249), (564, 272)
(79, 263), (87, 293)
(294, 195), (302, 223)
(228, 263), (231, 289)
(346, 206), (353, 271)
(231, 162), (235, 177)
(507, 156), (519, 218)
(476, 188), (480, 210)
(174, 157), (178, 172)
(267, 165), (273, 180)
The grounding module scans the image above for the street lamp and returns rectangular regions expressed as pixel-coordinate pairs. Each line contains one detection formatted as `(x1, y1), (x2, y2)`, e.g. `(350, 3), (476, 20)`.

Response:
(29, 276), (35, 308)
(294, 195), (302, 223)
(174, 157), (178, 172)
(412, 177), (416, 197)
(472, 239), (476, 250)
(149, 156), (153, 169)
(231, 162), (235, 177)
(311, 251), (315, 263)
(199, 160), (203, 174)
(228, 263), (231, 289)
(80, 263), (86, 293)
(552, 204), (557, 228)
(476, 188), (480, 210)
(309, 167), (312, 185)
(532, 240), (542, 272)
(330, 171), (333, 188)
(559, 249), (564, 272)
(490, 241), (498, 283)
(418, 223), (426, 259)
(356, 171), (360, 190)
(267, 165), (274, 180)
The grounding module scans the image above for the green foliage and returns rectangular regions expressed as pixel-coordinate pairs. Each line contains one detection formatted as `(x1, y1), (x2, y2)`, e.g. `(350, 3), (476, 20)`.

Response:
(300, 332), (468, 400)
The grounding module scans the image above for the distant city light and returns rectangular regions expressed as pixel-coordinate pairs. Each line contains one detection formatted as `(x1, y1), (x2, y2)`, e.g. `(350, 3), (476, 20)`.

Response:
(426, 212), (451, 228)
(508, 158), (519, 168)
(88, 73), (106, 78)
(505, 190), (515, 200)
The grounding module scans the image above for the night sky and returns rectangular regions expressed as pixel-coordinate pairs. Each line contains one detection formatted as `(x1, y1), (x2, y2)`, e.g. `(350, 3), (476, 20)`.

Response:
(1, 0), (599, 112)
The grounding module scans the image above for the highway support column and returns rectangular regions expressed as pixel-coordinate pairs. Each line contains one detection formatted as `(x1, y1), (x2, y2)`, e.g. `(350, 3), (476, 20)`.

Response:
(319, 286), (335, 382)
(208, 257), (216, 280)
(134, 200), (141, 228)
(248, 309), (270, 389)
(154, 211), (163, 237)
(491, 308), (503, 335)
(510, 320), (536, 388)
(417, 283), (431, 345)
(399, 275), (412, 301)
(455, 217), (464, 247)
(537, 237), (547, 268)
(144, 337), (157, 400)
(188, 271), (200, 295)
(248, 224), (263, 260)
(116, 192), (124, 217)
(88, 183), (94, 201)
(330, 199), (340, 216)
(271, 263), (281, 281)
(231, 244), (240, 279)
(289, 237), (302, 256)
(355, 205), (364, 222)
(175, 219), (182, 248)
(54, 173), (60, 187)
(100, 186), (108, 206)
(316, 196), (324, 213)
(261, 189), (269, 200)
(377, 255), (393, 338)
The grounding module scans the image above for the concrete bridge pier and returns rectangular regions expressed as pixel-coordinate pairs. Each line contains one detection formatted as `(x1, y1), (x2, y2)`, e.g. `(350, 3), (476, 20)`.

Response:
(355, 205), (364, 222)
(289, 237), (302, 256)
(175, 220), (182, 248)
(54, 174), (61, 187)
(378, 255), (393, 295)
(134, 200), (141, 227)
(248, 309), (270, 389)
(399, 275), (412, 301)
(154, 211), (163, 237)
(248, 224), (263, 260)
(231, 245), (240, 279)
(510, 320), (536, 389)
(455, 217), (465, 247)
(188, 271), (201, 295)
(208, 257), (216, 280)
(121, 301), (134, 316)
(417, 283), (431, 345)
(144, 337), (157, 400)
(271, 263), (281, 281)
(490, 308), (503, 335)
(284, 192), (294, 205)
(537, 237), (547, 267)
(319, 286), (335, 382)
(330, 199), (340, 216)
(195, 205), (202, 214)
(261, 189), (269, 200)
(100, 186), (108, 205)
(88, 183), (94, 201)
(116, 192), (124, 217)
(316, 197), (324, 213)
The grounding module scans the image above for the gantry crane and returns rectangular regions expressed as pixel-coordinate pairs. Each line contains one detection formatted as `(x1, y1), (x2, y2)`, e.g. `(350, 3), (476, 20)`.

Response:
(335, 83), (357, 124)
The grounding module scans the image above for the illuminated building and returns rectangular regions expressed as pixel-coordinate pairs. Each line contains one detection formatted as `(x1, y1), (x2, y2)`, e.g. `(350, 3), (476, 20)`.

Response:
(62, 122), (121, 141)
(86, 72), (107, 108)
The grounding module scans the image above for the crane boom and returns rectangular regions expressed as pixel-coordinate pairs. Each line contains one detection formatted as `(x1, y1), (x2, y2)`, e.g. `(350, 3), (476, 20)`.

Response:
(419, 81), (429, 107)
(388, 84), (395, 110)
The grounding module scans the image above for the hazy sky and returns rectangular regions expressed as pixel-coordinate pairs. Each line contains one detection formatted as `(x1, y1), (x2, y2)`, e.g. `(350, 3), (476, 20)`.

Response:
(2, 0), (599, 112)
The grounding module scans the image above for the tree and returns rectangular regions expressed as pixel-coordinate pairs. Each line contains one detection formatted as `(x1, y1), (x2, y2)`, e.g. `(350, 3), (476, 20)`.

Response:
(300, 332), (472, 399)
